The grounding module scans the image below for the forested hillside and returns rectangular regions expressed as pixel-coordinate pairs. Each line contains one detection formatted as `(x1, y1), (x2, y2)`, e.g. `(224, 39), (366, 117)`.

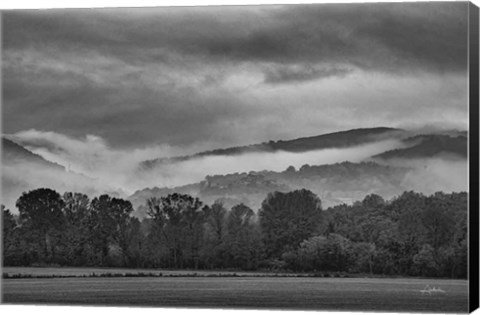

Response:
(374, 134), (467, 160)
(130, 160), (458, 217)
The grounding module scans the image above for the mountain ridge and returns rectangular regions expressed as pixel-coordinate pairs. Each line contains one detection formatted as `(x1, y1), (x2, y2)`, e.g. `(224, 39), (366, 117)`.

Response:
(141, 127), (404, 169)
(373, 134), (467, 160)
(2, 137), (66, 171)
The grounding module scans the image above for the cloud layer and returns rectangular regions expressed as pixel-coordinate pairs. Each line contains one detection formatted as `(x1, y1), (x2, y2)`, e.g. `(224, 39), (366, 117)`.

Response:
(2, 2), (469, 149)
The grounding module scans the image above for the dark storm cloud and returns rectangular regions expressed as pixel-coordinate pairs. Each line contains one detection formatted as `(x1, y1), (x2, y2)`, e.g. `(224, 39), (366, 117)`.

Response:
(1, 2), (469, 148)
(3, 2), (468, 72)
(2, 58), (256, 147)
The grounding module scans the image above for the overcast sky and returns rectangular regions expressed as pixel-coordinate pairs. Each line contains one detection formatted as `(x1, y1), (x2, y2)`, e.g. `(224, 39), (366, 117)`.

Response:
(2, 2), (469, 151)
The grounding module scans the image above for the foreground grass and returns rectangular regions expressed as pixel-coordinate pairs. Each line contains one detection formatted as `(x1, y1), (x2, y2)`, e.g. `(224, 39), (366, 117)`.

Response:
(2, 267), (468, 313)
(1, 267), (469, 312)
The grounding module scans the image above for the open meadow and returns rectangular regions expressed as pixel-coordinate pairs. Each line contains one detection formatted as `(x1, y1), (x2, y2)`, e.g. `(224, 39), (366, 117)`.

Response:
(1, 267), (468, 312)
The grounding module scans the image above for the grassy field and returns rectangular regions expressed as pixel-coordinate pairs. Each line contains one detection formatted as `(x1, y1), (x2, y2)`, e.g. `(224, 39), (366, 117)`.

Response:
(1, 267), (469, 312)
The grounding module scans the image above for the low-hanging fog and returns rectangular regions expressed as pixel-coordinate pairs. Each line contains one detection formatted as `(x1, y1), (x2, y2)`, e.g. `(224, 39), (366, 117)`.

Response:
(388, 157), (468, 195)
(2, 128), (469, 214)
(7, 130), (405, 193)
(138, 139), (409, 189)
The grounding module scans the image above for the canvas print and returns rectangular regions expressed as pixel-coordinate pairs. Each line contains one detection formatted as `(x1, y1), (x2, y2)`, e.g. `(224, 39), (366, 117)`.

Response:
(1, 1), (478, 313)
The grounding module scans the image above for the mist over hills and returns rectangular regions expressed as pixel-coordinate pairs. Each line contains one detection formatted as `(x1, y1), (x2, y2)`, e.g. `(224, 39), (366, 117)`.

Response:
(129, 161), (410, 218)
(130, 127), (468, 217)
(1, 127), (468, 217)
(2, 138), (65, 171)
(1, 137), (119, 211)
(141, 127), (403, 169)
(2, 138), (66, 211)
(373, 134), (467, 160)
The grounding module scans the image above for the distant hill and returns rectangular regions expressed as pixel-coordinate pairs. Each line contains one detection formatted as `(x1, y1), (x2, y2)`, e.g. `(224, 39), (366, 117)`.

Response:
(129, 161), (410, 218)
(1, 137), (101, 212)
(131, 129), (468, 218)
(2, 137), (65, 210)
(2, 137), (65, 170)
(373, 134), (467, 160)
(141, 127), (403, 169)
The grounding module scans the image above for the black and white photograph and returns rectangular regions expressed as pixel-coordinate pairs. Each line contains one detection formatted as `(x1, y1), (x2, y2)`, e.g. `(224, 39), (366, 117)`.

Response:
(1, 0), (479, 313)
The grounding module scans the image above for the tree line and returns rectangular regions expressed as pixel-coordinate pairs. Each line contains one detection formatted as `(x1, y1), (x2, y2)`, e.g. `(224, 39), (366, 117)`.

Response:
(2, 188), (468, 278)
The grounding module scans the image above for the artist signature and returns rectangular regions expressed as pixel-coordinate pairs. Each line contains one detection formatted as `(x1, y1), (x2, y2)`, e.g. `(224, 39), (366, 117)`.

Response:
(419, 285), (446, 295)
